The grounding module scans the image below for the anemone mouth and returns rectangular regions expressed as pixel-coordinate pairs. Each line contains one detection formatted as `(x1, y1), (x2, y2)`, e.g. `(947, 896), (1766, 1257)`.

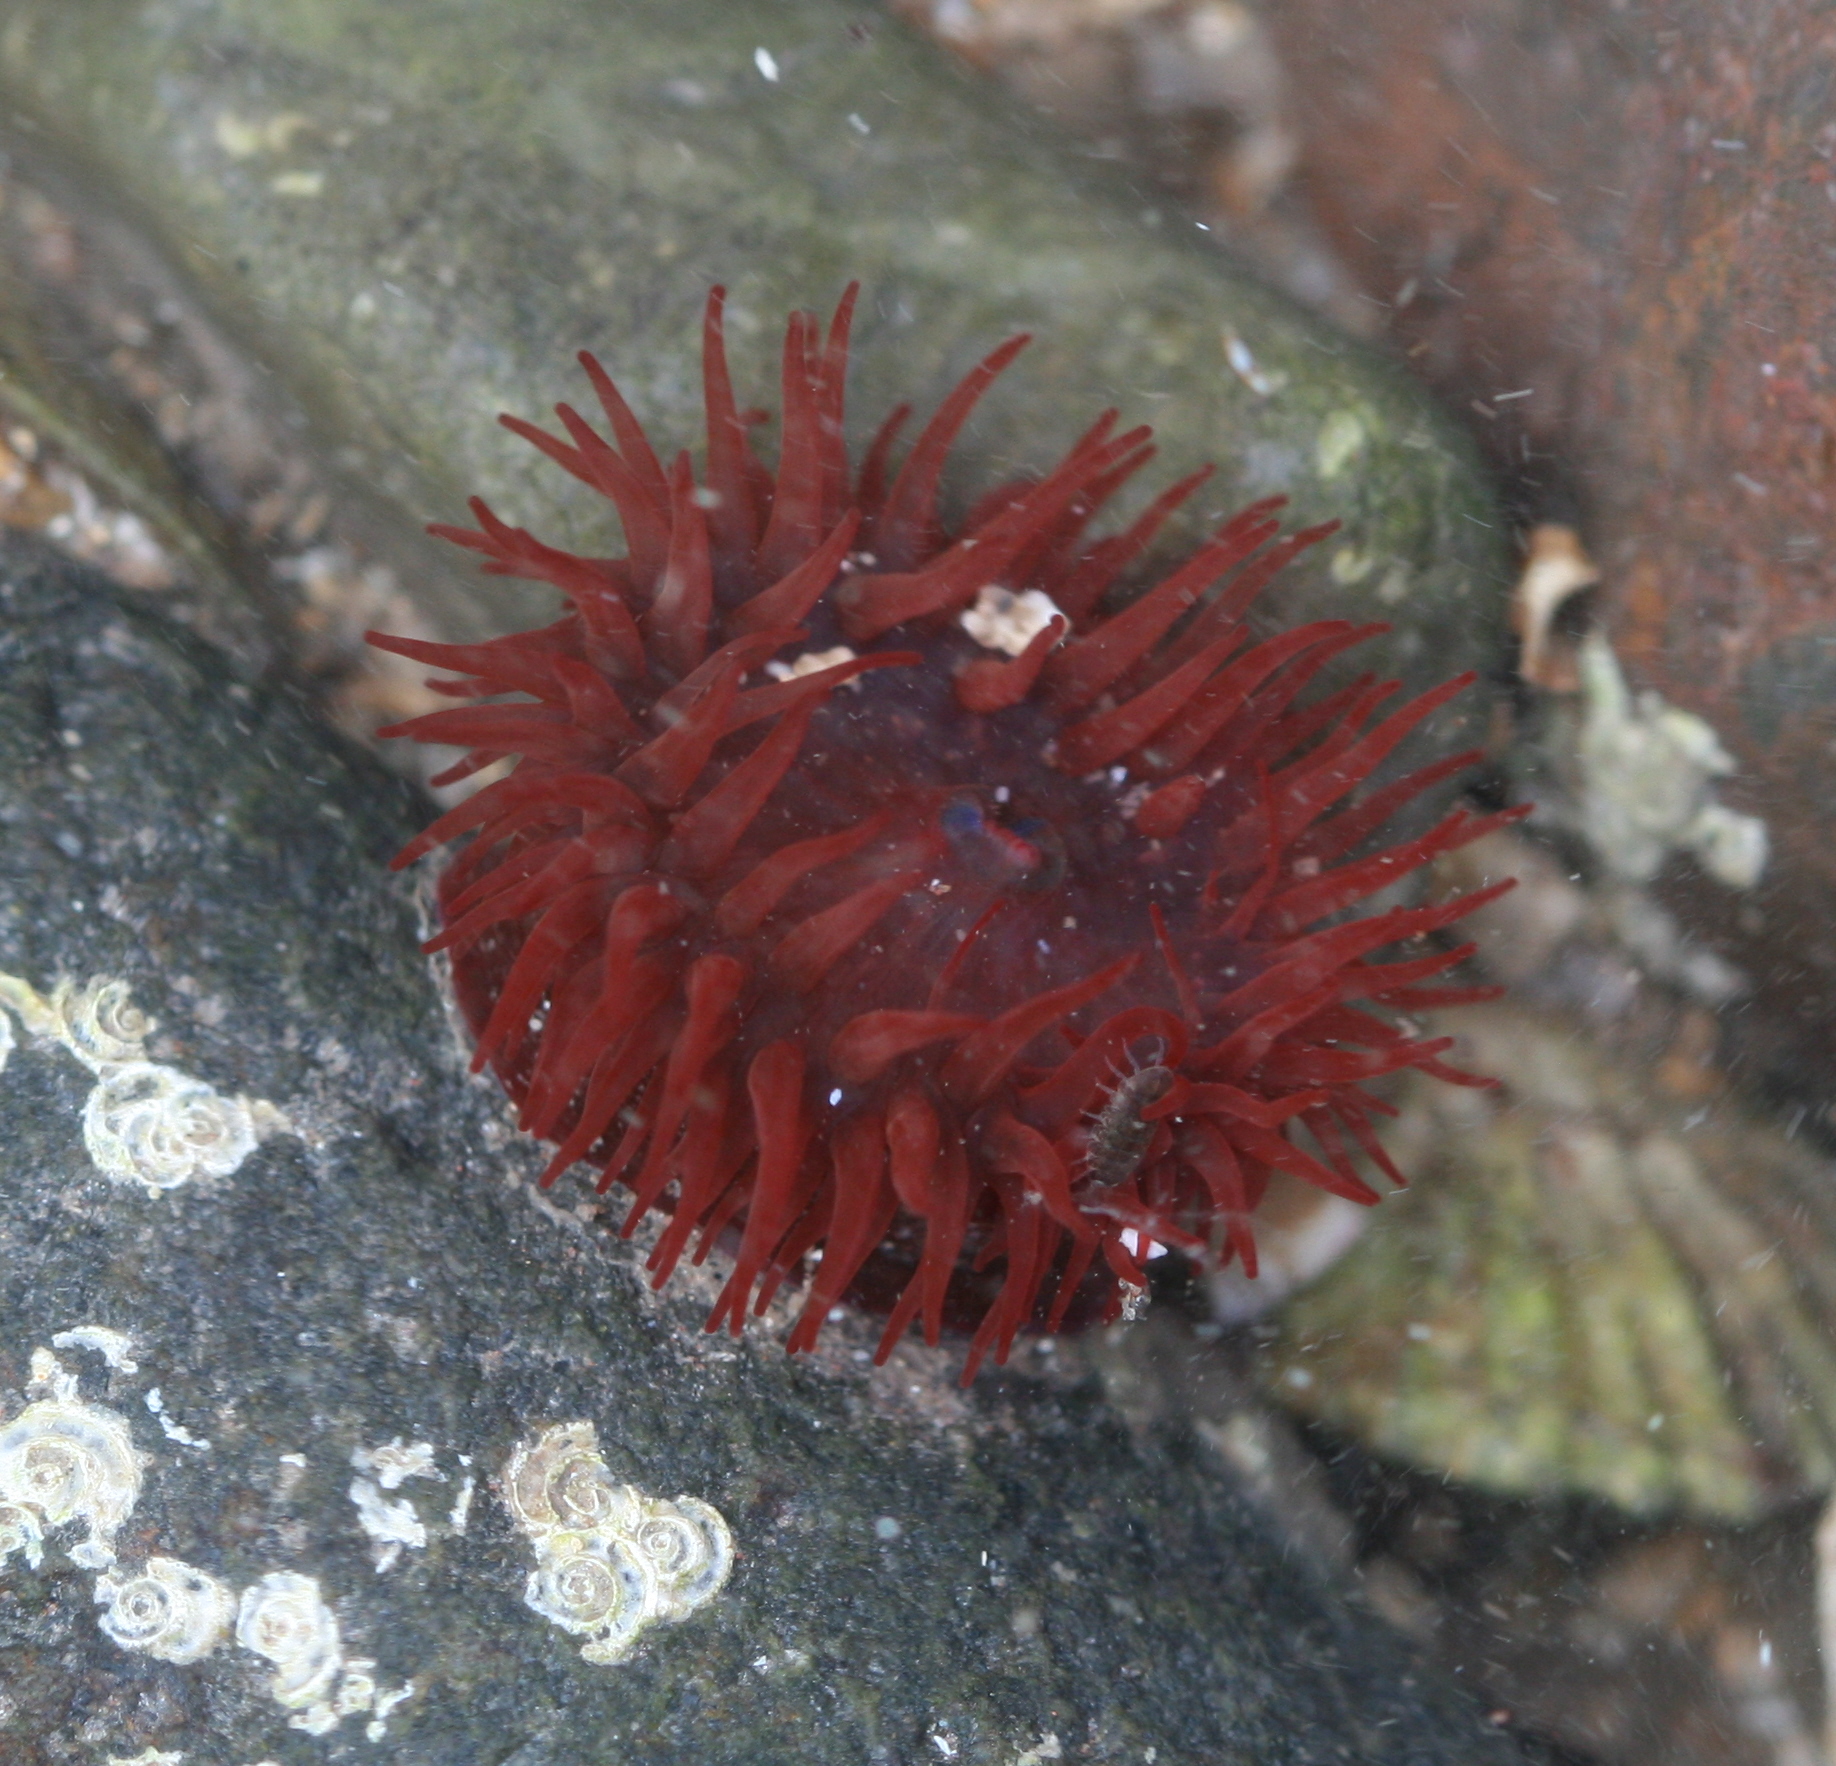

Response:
(371, 282), (1519, 1380)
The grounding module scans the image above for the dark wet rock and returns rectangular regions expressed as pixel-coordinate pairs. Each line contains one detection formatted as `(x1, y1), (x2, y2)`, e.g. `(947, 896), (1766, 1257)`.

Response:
(0, 0), (1503, 721)
(0, 539), (1540, 1763)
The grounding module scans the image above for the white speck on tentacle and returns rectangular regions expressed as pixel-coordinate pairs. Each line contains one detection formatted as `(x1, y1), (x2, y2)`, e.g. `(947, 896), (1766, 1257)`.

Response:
(764, 645), (861, 686)
(502, 1420), (732, 1665)
(959, 585), (1066, 657)
(0, 972), (292, 1194)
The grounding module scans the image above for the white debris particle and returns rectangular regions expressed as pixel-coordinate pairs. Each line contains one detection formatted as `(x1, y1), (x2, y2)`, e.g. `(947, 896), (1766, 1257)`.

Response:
(349, 1478), (429, 1573)
(448, 1475), (476, 1533)
(50, 1326), (139, 1373)
(1222, 326), (1287, 398)
(1575, 630), (1768, 890)
(764, 644), (858, 684)
(351, 1437), (442, 1491)
(959, 586), (1064, 657)
(754, 45), (780, 81)
(143, 1388), (210, 1451)
(1013, 1736), (1064, 1766)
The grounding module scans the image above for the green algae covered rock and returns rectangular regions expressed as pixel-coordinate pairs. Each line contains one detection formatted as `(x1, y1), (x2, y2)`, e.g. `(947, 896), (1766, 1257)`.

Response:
(0, 0), (1501, 709)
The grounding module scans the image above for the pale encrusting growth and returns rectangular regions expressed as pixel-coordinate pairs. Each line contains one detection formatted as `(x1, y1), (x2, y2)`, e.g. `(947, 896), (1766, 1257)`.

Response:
(502, 1420), (731, 1665)
(0, 973), (289, 1194)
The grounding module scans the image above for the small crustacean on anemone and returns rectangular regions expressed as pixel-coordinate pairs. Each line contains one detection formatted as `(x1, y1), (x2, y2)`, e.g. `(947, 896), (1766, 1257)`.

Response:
(370, 284), (1521, 1380)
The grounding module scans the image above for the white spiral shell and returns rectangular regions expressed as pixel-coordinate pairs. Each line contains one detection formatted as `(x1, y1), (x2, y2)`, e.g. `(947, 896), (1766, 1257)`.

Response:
(524, 1530), (656, 1663)
(0, 1399), (143, 1541)
(635, 1496), (733, 1621)
(96, 1556), (235, 1663)
(56, 978), (155, 1066)
(235, 1571), (343, 1711)
(83, 1062), (259, 1191)
(503, 1421), (641, 1539)
(502, 1420), (731, 1665)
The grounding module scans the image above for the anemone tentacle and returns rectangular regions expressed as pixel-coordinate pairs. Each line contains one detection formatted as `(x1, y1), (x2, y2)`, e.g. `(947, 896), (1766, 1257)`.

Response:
(372, 284), (1512, 1380)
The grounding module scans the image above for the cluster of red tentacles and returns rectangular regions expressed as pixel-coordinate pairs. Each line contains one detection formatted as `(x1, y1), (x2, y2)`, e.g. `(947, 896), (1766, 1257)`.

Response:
(371, 285), (1520, 1381)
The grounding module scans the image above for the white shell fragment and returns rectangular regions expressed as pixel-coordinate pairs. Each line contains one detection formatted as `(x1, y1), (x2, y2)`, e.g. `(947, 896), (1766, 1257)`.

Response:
(502, 1421), (732, 1665)
(96, 1556), (235, 1664)
(1575, 631), (1769, 890)
(0, 971), (289, 1194)
(0, 1501), (45, 1570)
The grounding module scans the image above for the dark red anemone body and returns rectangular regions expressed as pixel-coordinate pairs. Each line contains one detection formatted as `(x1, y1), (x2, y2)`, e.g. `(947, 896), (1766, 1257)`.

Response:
(371, 285), (1519, 1380)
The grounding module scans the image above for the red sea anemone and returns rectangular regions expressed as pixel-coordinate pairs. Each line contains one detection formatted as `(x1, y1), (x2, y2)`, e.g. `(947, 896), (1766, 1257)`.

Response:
(371, 285), (1520, 1380)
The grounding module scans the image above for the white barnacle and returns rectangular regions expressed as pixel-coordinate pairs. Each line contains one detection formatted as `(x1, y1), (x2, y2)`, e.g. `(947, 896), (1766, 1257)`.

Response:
(235, 1571), (343, 1713)
(0, 1501), (45, 1570)
(82, 1062), (262, 1193)
(632, 1495), (733, 1621)
(525, 1531), (656, 1664)
(0, 1396), (145, 1564)
(503, 1421), (641, 1542)
(95, 1556), (235, 1664)
(959, 585), (1065, 658)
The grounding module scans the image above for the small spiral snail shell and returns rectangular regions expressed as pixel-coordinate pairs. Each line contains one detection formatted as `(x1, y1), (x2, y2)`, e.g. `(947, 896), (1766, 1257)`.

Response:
(634, 1496), (733, 1621)
(503, 1420), (641, 1539)
(56, 977), (155, 1066)
(83, 1062), (260, 1192)
(96, 1556), (235, 1664)
(0, 1399), (143, 1543)
(524, 1531), (657, 1663)
(235, 1571), (343, 1711)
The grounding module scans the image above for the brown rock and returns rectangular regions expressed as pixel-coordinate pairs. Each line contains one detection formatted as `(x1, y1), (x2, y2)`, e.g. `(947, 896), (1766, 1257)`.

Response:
(1263, 0), (1836, 1096)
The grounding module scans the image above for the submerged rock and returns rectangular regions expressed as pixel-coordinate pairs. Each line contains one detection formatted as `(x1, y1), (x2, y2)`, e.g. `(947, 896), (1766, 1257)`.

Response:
(0, 0), (1502, 723)
(0, 540), (1537, 1763)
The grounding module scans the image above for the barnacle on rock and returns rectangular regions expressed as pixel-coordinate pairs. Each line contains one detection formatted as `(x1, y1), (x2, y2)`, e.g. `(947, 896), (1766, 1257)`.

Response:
(0, 971), (289, 1193)
(634, 1493), (732, 1621)
(96, 1555), (235, 1664)
(504, 1419), (641, 1538)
